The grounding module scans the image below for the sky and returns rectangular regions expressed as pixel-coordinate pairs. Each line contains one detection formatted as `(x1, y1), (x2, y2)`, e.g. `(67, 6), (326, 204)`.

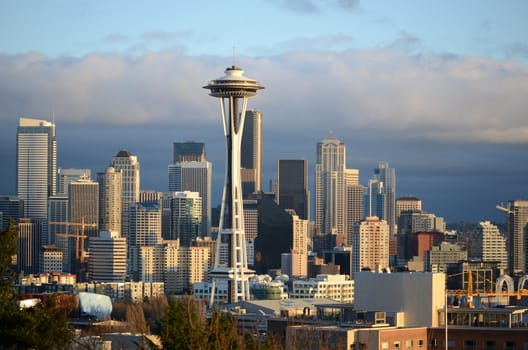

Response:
(1, 0), (527, 223)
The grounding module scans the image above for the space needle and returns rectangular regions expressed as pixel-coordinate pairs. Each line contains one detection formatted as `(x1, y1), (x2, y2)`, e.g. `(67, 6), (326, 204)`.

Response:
(204, 64), (264, 305)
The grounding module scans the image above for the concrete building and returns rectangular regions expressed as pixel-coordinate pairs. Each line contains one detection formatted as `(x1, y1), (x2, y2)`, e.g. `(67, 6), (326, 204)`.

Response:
(345, 169), (364, 244)
(502, 200), (528, 275)
(88, 230), (127, 282)
(97, 167), (122, 233)
(40, 245), (63, 274)
(175, 246), (210, 294)
(426, 241), (468, 272)
(351, 216), (390, 273)
(470, 220), (508, 272)
(315, 133), (346, 236)
(0, 195), (24, 230)
(111, 150), (140, 239)
(290, 274), (354, 303)
(395, 196), (422, 220)
(57, 168), (91, 195)
(354, 271), (445, 327)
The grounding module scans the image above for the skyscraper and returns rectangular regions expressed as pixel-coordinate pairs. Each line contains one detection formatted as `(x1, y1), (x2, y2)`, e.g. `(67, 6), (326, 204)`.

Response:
(57, 168), (91, 195)
(171, 191), (202, 247)
(500, 200), (528, 275)
(241, 109), (262, 198)
(375, 162), (396, 235)
(345, 168), (364, 244)
(173, 141), (206, 162)
(315, 132), (346, 236)
(204, 64), (263, 304)
(97, 167), (122, 233)
(88, 230), (127, 282)
(69, 177), (99, 241)
(111, 150), (140, 238)
(277, 159), (310, 220)
(16, 117), (57, 219)
(168, 142), (212, 236)
(352, 216), (390, 273)
(470, 221), (508, 272)
(128, 201), (162, 281)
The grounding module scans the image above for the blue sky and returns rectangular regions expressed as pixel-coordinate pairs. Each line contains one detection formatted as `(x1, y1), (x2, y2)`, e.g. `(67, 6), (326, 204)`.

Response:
(1, 0), (527, 223)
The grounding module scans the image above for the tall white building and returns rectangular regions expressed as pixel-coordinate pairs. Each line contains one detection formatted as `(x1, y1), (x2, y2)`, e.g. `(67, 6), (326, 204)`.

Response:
(88, 230), (127, 282)
(315, 133), (346, 236)
(470, 221), (508, 272)
(290, 274), (354, 303)
(128, 202), (162, 280)
(16, 117), (57, 220)
(502, 200), (528, 275)
(345, 168), (364, 244)
(352, 216), (390, 273)
(97, 167), (122, 233)
(111, 150), (140, 239)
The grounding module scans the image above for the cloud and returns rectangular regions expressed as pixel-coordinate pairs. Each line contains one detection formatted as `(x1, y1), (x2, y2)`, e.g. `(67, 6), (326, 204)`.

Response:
(266, 0), (360, 13)
(0, 49), (527, 147)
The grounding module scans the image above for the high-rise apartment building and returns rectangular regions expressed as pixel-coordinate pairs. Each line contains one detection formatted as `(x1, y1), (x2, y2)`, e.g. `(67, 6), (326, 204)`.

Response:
(241, 109), (262, 198)
(128, 202), (162, 281)
(168, 154), (211, 236)
(351, 216), (390, 273)
(502, 200), (528, 275)
(88, 230), (127, 282)
(315, 133), (346, 236)
(16, 117), (57, 219)
(470, 221), (508, 272)
(97, 167), (122, 233)
(277, 159), (310, 220)
(111, 150), (140, 238)
(47, 195), (68, 270)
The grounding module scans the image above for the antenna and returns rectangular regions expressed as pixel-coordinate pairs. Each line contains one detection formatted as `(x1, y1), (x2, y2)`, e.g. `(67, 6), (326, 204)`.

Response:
(232, 46), (236, 67)
(52, 103), (55, 124)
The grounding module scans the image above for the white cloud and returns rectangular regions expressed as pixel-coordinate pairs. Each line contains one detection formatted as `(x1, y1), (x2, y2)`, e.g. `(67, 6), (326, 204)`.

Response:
(0, 49), (527, 145)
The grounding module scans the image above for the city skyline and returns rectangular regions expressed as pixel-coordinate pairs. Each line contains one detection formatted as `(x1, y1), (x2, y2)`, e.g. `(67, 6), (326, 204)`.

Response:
(1, 1), (528, 223)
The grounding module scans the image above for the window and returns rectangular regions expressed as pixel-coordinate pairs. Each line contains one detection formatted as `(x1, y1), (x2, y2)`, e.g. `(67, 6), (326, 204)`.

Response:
(406, 340), (413, 349)
(394, 341), (400, 349)
(381, 342), (389, 350)
(464, 340), (476, 350)
(505, 341), (516, 350)
(418, 339), (425, 348)
(484, 340), (496, 350)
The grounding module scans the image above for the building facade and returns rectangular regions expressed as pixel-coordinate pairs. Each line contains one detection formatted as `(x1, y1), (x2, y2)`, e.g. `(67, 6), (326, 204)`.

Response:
(315, 133), (346, 236)
(277, 159), (310, 220)
(16, 117), (57, 220)
(241, 109), (263, 198)
(111, 150), (140, 239)
(351, 216), (390, 273)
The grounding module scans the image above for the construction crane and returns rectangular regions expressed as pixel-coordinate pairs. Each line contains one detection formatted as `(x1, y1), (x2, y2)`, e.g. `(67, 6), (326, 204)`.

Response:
(447, 271), (528, 307)
(49, 218), (97, 264)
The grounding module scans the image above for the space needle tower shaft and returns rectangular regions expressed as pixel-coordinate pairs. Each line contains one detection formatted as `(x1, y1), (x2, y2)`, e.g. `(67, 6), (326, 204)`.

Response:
(204, 65), (264, 305)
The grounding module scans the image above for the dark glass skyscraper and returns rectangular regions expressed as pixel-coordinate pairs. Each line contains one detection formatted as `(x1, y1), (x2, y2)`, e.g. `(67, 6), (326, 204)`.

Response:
(277, 159), (310, 220)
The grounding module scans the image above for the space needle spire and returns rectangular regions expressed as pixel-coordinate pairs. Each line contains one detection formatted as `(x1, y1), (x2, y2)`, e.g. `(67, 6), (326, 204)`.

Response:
(204, 64), (263, 305)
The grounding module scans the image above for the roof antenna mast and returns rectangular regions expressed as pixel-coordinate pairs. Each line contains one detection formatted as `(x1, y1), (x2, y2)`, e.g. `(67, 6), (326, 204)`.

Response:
(232, 46), (236, 68)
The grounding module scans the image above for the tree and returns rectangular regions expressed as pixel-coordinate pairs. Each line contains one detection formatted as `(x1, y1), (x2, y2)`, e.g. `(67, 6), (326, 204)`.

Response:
(0, 219), (74, 349)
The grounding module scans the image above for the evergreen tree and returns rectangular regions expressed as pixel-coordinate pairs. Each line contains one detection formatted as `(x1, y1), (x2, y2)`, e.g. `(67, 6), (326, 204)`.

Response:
(0, 219), (74, 349)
